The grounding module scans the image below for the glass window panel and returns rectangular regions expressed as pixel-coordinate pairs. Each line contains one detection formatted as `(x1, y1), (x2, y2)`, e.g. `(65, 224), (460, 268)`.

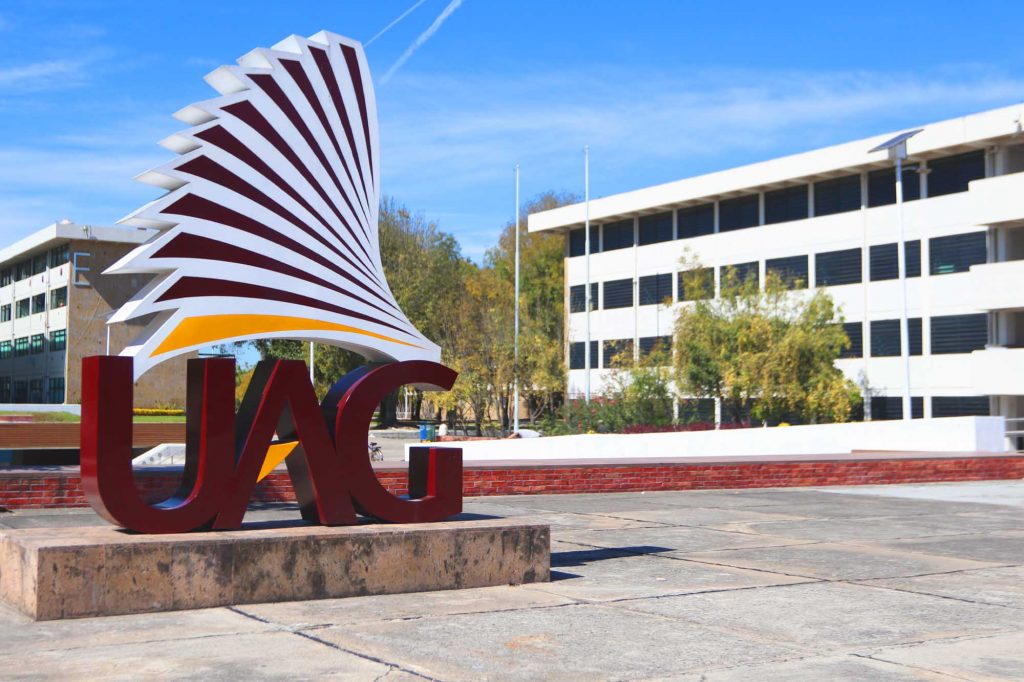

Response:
(718, 195), (759, 232)
(638, 212), (673, 246)
(50, 329), (66, 352)
(871, 396), (923, 420)
(867, 165), (921, 207)
(602, 339), (634, 367)
(927, 150), (985, 198)
(601, 219), (634, 252)
(638, 336), (672, 358)
(840, 322), (863, 358)
(813, 174), (862, 216)
(764, 186), (808, 225)
(930, 232), (986, 275)
(638, 273), (672, 306)
(677, 204), (715, 239)
(603, 278), (633, 309)
(569, 283), (597, 313)
(815, 248), (862, 286)
(678, 268), (714, 301)
(568, 341), (598, 370)
(567, 226), (599, 258)
(932, 396), (989, 417)
(930, 314), (988, 354)
(766, 255), (808, 289)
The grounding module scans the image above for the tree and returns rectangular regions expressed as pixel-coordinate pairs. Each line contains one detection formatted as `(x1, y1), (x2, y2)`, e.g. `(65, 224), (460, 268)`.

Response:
(673, 264), (860, 426)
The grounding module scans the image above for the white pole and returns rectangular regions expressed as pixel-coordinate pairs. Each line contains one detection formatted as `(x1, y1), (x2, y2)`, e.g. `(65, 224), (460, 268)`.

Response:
(105, 324), (110, 356)
(895, 150), (912, 420)
(309, 341), (315, 383)
(513, 164), (521, 433)
(584, 146), (592, 404)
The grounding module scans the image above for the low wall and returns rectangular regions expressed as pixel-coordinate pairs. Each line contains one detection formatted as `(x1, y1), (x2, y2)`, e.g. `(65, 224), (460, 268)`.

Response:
(419, 416), (1007, 462)
(1, 452), (1022, 510)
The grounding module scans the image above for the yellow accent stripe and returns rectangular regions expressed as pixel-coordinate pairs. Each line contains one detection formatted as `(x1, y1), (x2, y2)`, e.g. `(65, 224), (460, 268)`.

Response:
(258, 441), (298, 482)
(152, 314), (420, 356)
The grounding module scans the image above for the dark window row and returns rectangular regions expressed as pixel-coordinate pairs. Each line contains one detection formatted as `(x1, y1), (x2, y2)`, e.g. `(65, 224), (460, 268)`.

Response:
(568, 341), (598, 370)
(5, 287), (68, 319)
(572, 336), (676, 370)
(0, 376), (65, 404)
(871, 395), (990, 419)
(845, 314), (986, 357)
(870, 241), (921, 280)
(0, 246), (71, 285)
(566, 151), (987, 256)
(569, 283), (597, 313)
(639, 274), (673, 306)
(0, 329), (67, 358)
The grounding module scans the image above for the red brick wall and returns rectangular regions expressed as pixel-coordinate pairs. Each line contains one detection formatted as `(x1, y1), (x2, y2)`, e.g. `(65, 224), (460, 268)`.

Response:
(1, 456), (1022, 510)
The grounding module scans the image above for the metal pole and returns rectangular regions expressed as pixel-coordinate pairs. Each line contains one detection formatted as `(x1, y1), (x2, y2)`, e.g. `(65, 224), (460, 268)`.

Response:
(584, 146), (591, 404)
(105, 324), (110, 356)
(895, 151), (912, 420)
(309, 341), (315, 383)
(513, 164), (520, 433)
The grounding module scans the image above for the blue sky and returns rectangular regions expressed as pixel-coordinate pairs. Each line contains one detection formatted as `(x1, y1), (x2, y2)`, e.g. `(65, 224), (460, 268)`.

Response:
(1, 1), (1023, 261)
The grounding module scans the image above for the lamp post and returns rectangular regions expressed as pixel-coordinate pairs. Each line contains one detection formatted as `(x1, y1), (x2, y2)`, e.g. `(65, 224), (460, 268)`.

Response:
(513, 164), (520, 433)
(584, 145), (592, 404)
(869, 129), (922, 420)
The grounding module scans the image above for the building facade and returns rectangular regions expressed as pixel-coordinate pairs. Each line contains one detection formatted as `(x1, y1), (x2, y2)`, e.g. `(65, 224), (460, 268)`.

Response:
(528, 105), (1024, 434)
(0, 222), (190, 407)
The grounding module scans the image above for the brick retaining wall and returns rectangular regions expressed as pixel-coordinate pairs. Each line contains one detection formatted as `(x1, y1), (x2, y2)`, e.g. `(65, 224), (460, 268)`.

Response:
(1, 454), (1022, 510)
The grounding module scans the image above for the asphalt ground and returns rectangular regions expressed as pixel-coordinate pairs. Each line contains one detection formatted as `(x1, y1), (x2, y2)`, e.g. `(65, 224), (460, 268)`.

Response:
(1, 480), (1023, 680)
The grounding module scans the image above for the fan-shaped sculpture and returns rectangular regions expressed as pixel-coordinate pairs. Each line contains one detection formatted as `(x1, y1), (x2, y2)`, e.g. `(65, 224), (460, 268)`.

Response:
(108, 31), (439, 378)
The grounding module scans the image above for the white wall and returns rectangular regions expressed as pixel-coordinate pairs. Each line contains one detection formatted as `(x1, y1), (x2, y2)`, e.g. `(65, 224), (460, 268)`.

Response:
(411, 416), (1007, 462)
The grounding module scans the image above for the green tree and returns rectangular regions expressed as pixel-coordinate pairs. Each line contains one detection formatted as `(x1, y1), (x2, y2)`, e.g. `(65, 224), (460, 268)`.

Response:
(673, 264), (860, 426)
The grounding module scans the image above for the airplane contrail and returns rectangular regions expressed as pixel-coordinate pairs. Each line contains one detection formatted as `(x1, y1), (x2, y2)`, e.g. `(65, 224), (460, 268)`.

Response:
(365, 0), (430, 47)
(380, 0), (465, 84)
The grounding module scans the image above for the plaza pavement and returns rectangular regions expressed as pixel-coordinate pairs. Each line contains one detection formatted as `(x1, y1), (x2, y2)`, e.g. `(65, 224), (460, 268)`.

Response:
(1, 480), (1023, 680)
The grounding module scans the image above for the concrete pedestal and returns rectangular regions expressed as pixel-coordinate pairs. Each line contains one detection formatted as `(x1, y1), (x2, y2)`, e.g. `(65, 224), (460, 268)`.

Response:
(0, 519), (549, 620)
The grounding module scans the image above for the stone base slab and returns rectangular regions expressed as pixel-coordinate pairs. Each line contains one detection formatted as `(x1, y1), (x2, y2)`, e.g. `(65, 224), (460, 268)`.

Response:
(0, 519), (549, 620)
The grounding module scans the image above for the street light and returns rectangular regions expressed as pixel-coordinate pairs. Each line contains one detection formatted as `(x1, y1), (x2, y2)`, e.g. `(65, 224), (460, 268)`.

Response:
(869, 128), (922, 421)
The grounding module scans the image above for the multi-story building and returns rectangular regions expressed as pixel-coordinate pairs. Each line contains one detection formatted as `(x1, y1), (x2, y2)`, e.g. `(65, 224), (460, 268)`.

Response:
(528, 104), (1024, 434)
(0, 221), (190, 407)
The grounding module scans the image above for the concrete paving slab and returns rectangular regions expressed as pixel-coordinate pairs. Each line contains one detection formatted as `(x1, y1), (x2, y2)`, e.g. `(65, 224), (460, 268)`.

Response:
(0, 630), (390, 681)
(872, 531), (1024, 565)
(0, 604), (271, 655)
(821, 480), (1024, 508)
(618, 582), (1023, 651)
(553, 525), (811, 556)
(524, 550), (810, 602)
(481, 492), (700, 513)
(314, 603), (805, 681)
(680, 541), (1000, 580)
(865, 632), (1024, 681)
(730, 513), (1024, 543)
(668, 653), (956, 681)
(745, 497), (1000, 520)
(861, 566), (1024, 610)
(575, 506), (813, 530)
(237, 584), (575, 629)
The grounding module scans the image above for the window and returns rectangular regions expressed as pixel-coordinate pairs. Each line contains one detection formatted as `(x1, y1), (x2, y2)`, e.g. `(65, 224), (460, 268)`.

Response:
(930, 232), (986, 275)
(31, 293), (46, 314)
(870, 319), (922, 356)
(638, 274), (672, 306)
(721, 261), (759, 290)
(815, 248), (862, 286)
(871, 396), (923, 420)
(0, 304), (9, 322)
(569, 341), (598, 370)
(931, 314), (987, 355)
(677, 203), (715, 238)
(638, 336), (671, 358)
(840, 322), (863, 358)
(0, 341), (10, 359)
(28, 379), (42, 403)
(13, 380), (26, 402)
(32, 254), (47, 275)
(679, 398), (715, 423)
(603, 278), (633, 309)
(15, 260), (31, 281)
(766, 255), (808, 289)
(764, 185), (808, 225)
(869, 241), (921, 281)
(0, 377), (9, 402)
(0, 269), (10, 286)
(50, 329), (66, 352)
(50, 287), (67, 309)
(932, 396), (989, 417)
(678, 267), (714, 301)
(867, 165), (921, 207)
(638, 212), (673, 246)
(718, 195), (759, 232)
(569, 283), (597, 313)
(927, 151), (985, 198)
(15, 298), (29, 318)
(601, 219), (634, 252)
(30, 334), (44, 354)
(813, 174), (861, 216)
(14, 336), (29, 357)
(567, 226), (598, 257)
(48, 377), (65, 404)
(602, 339), (634, 367)
(49, 245), (69, 268)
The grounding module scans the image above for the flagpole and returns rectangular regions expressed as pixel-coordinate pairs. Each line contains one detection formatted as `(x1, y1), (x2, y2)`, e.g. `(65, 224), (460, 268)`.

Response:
(513, 164), (521, 433)
(584, 146), (591, 404)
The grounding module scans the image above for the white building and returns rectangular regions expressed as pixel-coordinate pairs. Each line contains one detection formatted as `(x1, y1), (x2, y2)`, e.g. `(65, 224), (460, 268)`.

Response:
(528, 104), (1024, 437)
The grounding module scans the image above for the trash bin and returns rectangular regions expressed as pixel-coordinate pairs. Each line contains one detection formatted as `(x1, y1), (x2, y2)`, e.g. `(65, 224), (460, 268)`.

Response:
(418, 422), (428, 441)
(425, 424), (437, 442)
